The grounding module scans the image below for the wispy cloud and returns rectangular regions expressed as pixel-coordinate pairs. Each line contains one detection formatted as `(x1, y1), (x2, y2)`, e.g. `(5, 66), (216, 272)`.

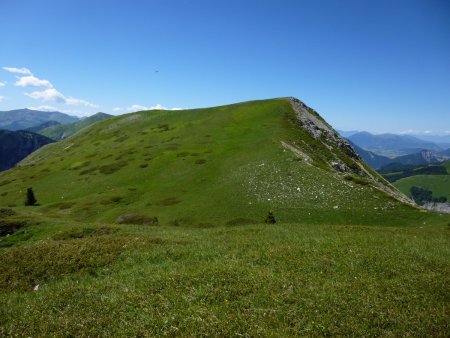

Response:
(26, 88), (97, 108)
(112, 107), (122, 112)
(26, 88), (66, 102)
(4, 66), (98, 111)
(0, 81), (5, 87)
(127, 104), (183, 112)
(3, 67), (32, 75)
(15, 75), (52, 88)
(0, 96), (5, 102)
(399, 129), (450, 136)
(27, 105), (60, 112)
(65, 97), (97, 108)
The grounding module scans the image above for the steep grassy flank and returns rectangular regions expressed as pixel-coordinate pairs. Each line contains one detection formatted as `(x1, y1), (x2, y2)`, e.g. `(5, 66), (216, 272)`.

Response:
(393, 160), (450, 200)
(0, 98), (417, 226)
(0, 217), (449, 336)
(39, 112), (113, 140)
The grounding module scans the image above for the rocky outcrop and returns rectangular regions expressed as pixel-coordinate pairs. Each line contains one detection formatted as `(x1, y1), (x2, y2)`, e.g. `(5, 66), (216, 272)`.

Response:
(289, 97), (360, 161)
(422, 202), (450, 214)
(287, 97), (415, 206)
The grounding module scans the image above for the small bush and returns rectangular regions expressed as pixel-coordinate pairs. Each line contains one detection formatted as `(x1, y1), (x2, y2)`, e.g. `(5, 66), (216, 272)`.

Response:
(265, 211), (276, 224)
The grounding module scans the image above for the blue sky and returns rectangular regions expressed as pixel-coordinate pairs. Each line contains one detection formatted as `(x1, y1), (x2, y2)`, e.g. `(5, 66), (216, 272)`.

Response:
(0, 0), (449, 134)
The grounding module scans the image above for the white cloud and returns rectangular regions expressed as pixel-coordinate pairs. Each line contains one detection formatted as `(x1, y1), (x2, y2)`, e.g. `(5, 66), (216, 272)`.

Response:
(26, 88), (97, 108)
(15, 75), (53, 88)
(112, 107), (122, 112)
(127, 104), (183, 112)
(0, 81), (5, 87)
(5, 66), (98, 109)
(65, 97), (97, 108)
(3, 67), (32, 75)
(26, 88), (65, 102)
(0, 96), (5, 102)
(27, 105), (60, 112)
(127, 104), (148, 112)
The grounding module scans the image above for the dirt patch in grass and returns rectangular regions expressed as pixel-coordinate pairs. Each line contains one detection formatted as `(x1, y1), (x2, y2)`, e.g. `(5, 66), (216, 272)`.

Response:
(157, 124), (169, 132)
(195, 159), (207, 164)
(47, 202), (76, 210)
(159, 197), (181, 206)
(79, 166), (98, 176)
(0, 219), (27, 236)
(100, 196), (123, 205)
(0, 208), (16, 217)
(99, 161), (128, 174)
(0, 235), (168, 291)
(177, 152), (190, 157)
(116, 214), (159, 225)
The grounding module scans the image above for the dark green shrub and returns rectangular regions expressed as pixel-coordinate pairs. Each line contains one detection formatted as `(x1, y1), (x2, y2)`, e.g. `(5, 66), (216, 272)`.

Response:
(24, 187), (37, 206)
(410, 186), (432, 205)
(265, 211), (276, 224)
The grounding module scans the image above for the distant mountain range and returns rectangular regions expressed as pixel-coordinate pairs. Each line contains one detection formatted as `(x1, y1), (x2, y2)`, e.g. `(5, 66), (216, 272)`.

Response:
(0, 109), (113, 171)
(341, 131), (450, 170)
(0, 108), (79, 131)
(24, 120), (62, 133)
(347, 131), (442, 157)
(0, 130), (54, 171)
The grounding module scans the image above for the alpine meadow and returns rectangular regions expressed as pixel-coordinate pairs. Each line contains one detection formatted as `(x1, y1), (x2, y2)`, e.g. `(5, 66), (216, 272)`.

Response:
(0, 98), (449, 336)
(1, 1), (450, 336)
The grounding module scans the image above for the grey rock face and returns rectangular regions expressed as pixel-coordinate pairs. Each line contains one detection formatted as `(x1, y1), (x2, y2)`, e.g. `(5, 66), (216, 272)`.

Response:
(288, 97), (360, 161)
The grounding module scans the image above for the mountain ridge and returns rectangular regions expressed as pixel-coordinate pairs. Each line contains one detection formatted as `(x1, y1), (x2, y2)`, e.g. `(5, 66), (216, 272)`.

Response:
(0, 108), (79, 131)
(0, 97), (414, 226)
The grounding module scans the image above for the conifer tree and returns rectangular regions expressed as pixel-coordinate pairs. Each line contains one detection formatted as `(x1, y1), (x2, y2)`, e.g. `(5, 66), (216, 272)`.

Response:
(25, 187), (37, 206)
(265, 210), (276, 224)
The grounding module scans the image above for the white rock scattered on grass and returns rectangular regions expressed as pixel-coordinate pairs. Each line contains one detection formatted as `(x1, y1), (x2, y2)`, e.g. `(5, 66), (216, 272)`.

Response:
(34, 284), (39, 291)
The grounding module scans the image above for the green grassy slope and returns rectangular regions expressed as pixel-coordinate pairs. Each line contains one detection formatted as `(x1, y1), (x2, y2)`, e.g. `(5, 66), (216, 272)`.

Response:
(1, 98), (449, 336)
(0, 98), (416, 226)
(39, 112), (112, 140)
(0, 216), (449, 336)
(393, 160), (450, 200)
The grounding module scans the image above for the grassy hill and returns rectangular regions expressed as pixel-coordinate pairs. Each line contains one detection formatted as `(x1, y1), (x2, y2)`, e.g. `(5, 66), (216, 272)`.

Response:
(0, 98), (449, 336)
(39, 112), (113, 140)
(0, 98), (413, 226)
(393, 160), (450, 200)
